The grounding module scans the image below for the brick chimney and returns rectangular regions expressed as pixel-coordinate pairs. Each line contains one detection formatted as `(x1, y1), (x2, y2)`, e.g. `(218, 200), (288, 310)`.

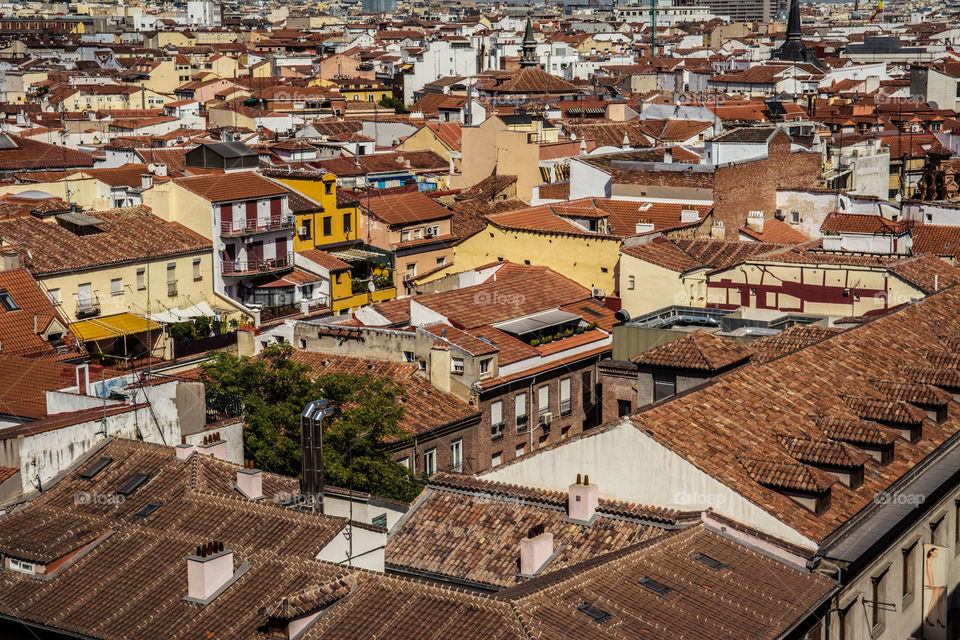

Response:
(520, 525), (554, 576)
(175, 443), (195, 461)
(747, 210), (765, 233)
(237, 468), (262, 500)
(710, 219), (725, 240)
(568, 474), (599, 523)
(187, 541), (233, 601)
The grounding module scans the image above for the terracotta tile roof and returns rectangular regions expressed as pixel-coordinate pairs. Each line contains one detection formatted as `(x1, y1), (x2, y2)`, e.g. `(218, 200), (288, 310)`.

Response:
(298, 248), (352, 272)
(0, 134), (94, 171)
(820, 212), (911, 235)
(750, 325), (843, 364)
(631, 330), (754, 371)
(0, 355), (77, 420)
(361, 297), (411, 326)
(424, 121), (463, 150)
(672, 237), (795, 271)
(887, 254), (960, 295)
(620, 237), (705, 272)
(558, 121), (652, 147)
(777, 435), (868, 468)
(386, 473), (694, 588)
(740, 456), (835, 493)
(0, 268), (81, 358)
(0, 206), (210, 276)
(636, 118), (714, 142)
(288, 351), (479, 436)
(421, 323), (498, 357)
(466, 325), (538, 365)
(0, 439), (361, 640)
(913, 224), (960, 259)
(740, 218), (810, 243)
(0, 466), (16, 484)
(482, 68), (578, 94)
(630, 286), (960, 543)
(175, 172), (290, 203)
(360, 190), (452, 226)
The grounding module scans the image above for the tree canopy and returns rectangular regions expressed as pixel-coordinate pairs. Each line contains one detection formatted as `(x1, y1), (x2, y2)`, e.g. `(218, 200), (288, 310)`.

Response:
(200, 344), (420, 502)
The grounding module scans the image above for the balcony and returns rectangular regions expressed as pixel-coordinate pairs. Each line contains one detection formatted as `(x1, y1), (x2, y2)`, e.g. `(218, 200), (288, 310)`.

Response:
(222, 252), (294, 278)
(220, 214), (295, 237)
(75, 293), (101, 318)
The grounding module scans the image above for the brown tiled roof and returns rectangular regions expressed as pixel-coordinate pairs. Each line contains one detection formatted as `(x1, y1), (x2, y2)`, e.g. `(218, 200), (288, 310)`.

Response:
(913, 224), (960, 259)
(671, 238), (793, 271)
(0, 355), (77, 420)
(299, 248), (352, 272)
(750, 325), (843, 364)
(0, 268), (81, 358)
(288, 351), (479, 436)
(559, 121), (652, 147)
(386, 473), (694, 588)
(360, 190), (452, 226)
(421, 323), (498, 357)
(740, 218), (810, 243)
(820, 212), (911, 235)
(777, 435), (868, 469)
(739, 456), (834, 493)
(631, 330), (754, 371)
(888, 254), (960, 295)
(483, 68), (578, 94)
(0, 134), (94, 171)
(0, 206), (210, 275)
(0, 439), (358, 640)
(630, 286), (960, 543)
(620, 237), (705, 272)
(0, 466), (16, 484)
(175, 172), (290, 203)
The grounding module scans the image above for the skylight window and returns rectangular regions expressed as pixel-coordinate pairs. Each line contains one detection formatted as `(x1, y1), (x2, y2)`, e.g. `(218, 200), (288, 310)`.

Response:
(0, 290), (19, 311)
(639, 577), (673, 595)
(116, 471), (149, 497)
(132, 502), (161, 520)
(694, 553), (726, 570)
(577, 603), (612, 623)
(79, 456), (113, 480)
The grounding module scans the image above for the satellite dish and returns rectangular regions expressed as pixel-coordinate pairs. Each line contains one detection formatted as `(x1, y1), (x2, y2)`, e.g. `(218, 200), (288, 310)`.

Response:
(0, 112), (7, 121)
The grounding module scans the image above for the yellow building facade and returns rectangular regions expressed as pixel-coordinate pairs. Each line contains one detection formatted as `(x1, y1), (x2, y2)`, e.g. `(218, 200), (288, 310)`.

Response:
(272, 172), (360, 251)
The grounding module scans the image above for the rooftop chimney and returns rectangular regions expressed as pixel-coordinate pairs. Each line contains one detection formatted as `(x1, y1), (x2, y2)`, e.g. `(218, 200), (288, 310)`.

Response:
(2, 250), (19, 271)
(710, 219), (725, 240)
(663, 147), (672, 164)
(568, 474), (599, 523)
(236, 468), (262, 500)
(520, 525), (554, 576)
(747, 210), (765, 233)
(153, 162), (168, 177)
(635, 221), (655, 235)
(175, 443), (195, 461)
(141, 173), (153, 190)
(187, 541), (234, 602)
(680, 208), (699, 224)
(197, 433), (227, 461)
(429, 340), (451, 393)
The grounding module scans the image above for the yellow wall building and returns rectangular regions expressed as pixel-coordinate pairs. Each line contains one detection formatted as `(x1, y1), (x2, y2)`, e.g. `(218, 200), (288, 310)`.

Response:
(269, 171), (360, 251)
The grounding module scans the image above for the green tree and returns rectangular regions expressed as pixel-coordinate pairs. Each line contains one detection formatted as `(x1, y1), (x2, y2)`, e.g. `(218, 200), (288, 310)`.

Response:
(199, 344), (420, 501)
(378, 95), (407, 114)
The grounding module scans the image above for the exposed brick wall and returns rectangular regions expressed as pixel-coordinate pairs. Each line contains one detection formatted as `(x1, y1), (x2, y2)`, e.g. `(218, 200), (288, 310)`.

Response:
(599, 363), (638, 424)
(389, 420), (479, 476)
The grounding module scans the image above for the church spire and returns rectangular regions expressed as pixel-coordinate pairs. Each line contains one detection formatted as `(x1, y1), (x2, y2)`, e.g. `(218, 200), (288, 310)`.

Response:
(520, 15), (538, 69)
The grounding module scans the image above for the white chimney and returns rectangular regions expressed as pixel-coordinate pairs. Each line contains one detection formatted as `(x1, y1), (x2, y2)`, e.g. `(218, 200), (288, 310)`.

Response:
(710, 219), (725, 240)
(187, 542), (234, 602)
(153, 163), (168, 177)
(663, 147), (672, 163)
(568, 474), (599, 523)
(175, 443), (195, 461)
(635, 221), (655, 234)
(236, 468), (262, 500)
(520, 529), (554, 576)
(2, 250), (19, 271)
(141, 173), (153, 190)
(680, 208), (699, 223)
(747, 210), (765, 233)
(198, 433), (228, 461)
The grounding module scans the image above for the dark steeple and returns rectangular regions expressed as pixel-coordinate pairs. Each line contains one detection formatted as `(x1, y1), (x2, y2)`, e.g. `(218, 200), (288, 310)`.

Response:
(520, 15), (538, 69)
(773, 0), (820, 66)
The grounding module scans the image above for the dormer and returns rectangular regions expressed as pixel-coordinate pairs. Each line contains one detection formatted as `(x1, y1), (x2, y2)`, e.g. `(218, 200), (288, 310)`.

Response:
(871, 379), (950, 423)
(841, 395), (927, 443)
(816, 415), (898, 465)
(777, 434), (867, 489)
(740, 456), (833, 516)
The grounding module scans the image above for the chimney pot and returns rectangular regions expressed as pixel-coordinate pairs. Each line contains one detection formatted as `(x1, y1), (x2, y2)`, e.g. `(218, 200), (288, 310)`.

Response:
(576, 473), (582, 484)
(187, 544), (234, 601)
(237, 468), (263, 500)
(198, 437), (228, 461)
(568, 479), (599, 523)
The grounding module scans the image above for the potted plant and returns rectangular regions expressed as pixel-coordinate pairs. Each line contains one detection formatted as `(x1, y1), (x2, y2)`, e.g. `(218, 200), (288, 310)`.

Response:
(587, 322), (598, 331)
(530, 338), (540, 347)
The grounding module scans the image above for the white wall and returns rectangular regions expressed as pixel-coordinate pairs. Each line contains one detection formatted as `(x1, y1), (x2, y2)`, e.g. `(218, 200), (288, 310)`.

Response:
(315, 524), (386, 571)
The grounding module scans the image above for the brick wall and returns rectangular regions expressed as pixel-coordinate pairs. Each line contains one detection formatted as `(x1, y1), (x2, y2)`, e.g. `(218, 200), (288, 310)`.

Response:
(599, 362), (638, 424)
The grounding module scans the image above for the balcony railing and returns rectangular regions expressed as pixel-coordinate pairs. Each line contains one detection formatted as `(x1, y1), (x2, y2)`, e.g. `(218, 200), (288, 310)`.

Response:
(75, 293), (101, 318)
(223, 252), (294, 277)
(221, 214), (295, 236)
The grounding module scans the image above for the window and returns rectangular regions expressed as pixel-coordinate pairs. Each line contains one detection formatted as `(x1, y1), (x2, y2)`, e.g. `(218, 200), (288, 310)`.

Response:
(538, 385), (549, 416)
(515, 442), (526, 458)
(436, 256), (446, 266)
(479, 358), (491, 375)
(931, 514), (946, 546)
(653, 371), (677, 402)
(111, 278), (122, 296)
(871, 569), (888, 631)
(582, 371), (592, 408)
(399, 457), (410, 469)
(791, 211), (800, 224)
(491, 451), (502, 467)
(136, 267), (146, 290)
(618, 399), (632, 416)
(902, 541), (917, 602)
(452, 357), (464, 374)
(47, 288), (60, 305)
(423, 448), (436, 476)
(413, 228), (423, 240)
(371, 513), (388, 528)
(167, 263), (176, 297)
(401, 229), (411, 242)
(451, 439), (462, 472)
(8, 558), (35, 575)
(322, 216), (332, 236)
(491, 400), (504, 435)
(560, 378), (571, 415)
(0, 289), (19, 311)
(838, 598), (857, 640)
(628, 275), (635, 290)
(301, 218), (312, 239)
(342, 212), (352, 234)
(403, 351), (415, 363)
(406, 263), (417, 279)
(515, 393), (527, 431)
(193, 258), (202, 281)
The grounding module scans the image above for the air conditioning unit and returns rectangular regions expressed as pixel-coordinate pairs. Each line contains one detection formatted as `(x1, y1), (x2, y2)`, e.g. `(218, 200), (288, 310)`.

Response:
(540, 412), (553, 427)
(244, 237), (255, 246)
(297, 226), (308, 236)
(591, 287), (605, 298)
(424, 229), (434, 238)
